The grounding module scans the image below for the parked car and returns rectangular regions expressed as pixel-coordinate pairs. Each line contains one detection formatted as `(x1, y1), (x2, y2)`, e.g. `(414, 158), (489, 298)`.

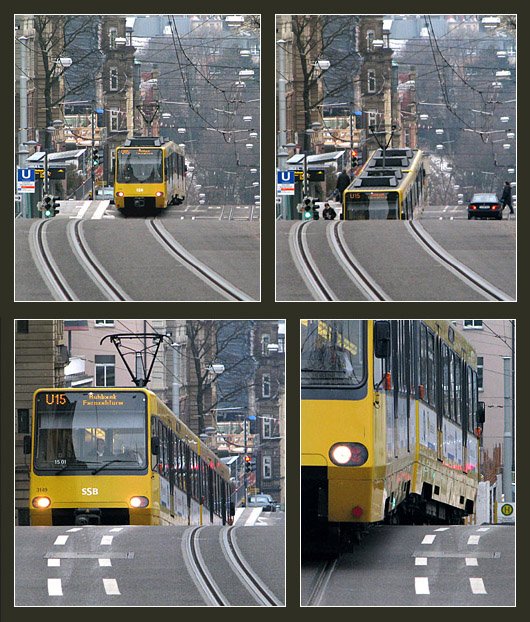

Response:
(467, 192), (503, 220)
(246, 494), (276, 512)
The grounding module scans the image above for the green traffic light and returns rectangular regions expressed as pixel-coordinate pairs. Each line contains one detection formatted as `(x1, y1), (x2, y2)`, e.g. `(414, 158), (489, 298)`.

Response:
(303, 210), (312, 219)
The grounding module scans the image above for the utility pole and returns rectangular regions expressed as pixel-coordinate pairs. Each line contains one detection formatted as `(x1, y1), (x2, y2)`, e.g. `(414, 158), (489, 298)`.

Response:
(277, 39), (289, 219)
(91, 105), (95, 200)
(502, 356), (513, 502)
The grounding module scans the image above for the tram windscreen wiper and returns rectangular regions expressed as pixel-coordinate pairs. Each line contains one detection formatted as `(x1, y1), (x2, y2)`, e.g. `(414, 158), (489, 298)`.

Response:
(91, 459), (137, 474)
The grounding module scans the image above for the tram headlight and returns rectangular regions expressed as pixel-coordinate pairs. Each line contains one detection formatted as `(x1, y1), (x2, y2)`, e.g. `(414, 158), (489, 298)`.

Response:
(155, 191), (163, 197)
(32, 496), (51, 509)
(116, 191), (124, 197)
(329, 442), (368, 467)
(129, 496), (149, 508)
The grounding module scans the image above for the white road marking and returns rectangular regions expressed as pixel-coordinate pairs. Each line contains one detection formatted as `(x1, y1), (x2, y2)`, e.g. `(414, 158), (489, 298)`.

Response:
(99, 559), (112, 567)
(75, 201), (91, 219)
(434, 527), (450, 532)
(48, 578), (63, 596)
(443, 205), (449, 212)
(477, 527), (490, 532)
(100, 535), (113, 545)
(109, 527), (123, 532)
(244, 507), (262, 526)
(91, 200), (110, 220)
(47, 559), (60, 567)
(467, 535), (480, 545)
(67, 527), (83, 532)
(103, 578), (121, 595)
(469, 577), (487, 594)
(421, 534), (436, 544)
(466, 558), (478, 566)
(415, 577), (430, 595)
(415, 557), (428, 566)
(54, 535), (69, 545)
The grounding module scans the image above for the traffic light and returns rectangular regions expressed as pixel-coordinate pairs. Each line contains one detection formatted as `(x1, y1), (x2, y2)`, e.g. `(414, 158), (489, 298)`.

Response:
(303, 204), (313, 220)
(244, 455), (256, 473)
(41, 195), (60, 218)
(92, 147), (99, 166)
(351, 149), (359, 168)
(313, 207), (320, 221)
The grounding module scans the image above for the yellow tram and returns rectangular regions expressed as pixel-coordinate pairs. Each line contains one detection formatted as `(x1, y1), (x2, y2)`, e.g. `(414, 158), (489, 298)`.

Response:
(26, 387), (232, 526)
(301, 320), (484, 541)
(114, 137), (186, 213)
(342, 148), (425, 220)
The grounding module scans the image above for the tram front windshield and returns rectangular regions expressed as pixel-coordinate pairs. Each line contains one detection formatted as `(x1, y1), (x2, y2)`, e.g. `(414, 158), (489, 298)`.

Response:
(301, 320), (366, 388)
(116, 148), (163, 184)
(34, 391), (148, 473)
(345, 191), (399, 219)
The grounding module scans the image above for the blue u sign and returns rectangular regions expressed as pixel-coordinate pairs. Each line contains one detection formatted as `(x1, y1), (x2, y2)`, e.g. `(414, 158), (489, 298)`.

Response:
(277, 170), (294, 184)
(17, 168), (35, 182)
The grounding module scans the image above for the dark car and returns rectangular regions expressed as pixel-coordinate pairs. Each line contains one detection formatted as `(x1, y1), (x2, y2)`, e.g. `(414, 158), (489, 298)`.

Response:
(467, 193), (503, 220)
(246, 494), (276, 512)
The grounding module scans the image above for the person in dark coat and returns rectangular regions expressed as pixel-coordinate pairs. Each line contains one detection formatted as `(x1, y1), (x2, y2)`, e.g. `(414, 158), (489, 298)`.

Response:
(336, 169), (351, 202)
(500, 181), (514, 214)
(322, 202), (337, 220)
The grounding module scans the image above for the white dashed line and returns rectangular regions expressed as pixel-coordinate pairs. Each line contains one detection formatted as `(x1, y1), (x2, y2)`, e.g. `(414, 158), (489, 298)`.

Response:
(477, 527), (490, 532)
(48, 578), (63, 596)
(469, 578), (487, 594)
(415, 557), (428, 566)
(421, 534), (436, 544)
(434, 527), (450, 532)
(75, 201), (91, 219)
(466, 558), (479, 566)
(244, 508), (262, 526)
(99, 559), (112, 567)
(109, 527), (123, 533)
(54, 535), (69, 545)
(47, 559), (60, 567)
(415, 577), (430, 594)
(67, 527), (83, 532)
(103, 579), (121, 595)
(91, 200), (110, 219)
(467, 535), (480, 545)
(100, 535), (113, 545)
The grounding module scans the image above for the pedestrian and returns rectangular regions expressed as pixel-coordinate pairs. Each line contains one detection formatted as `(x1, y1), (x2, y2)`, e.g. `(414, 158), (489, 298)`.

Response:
(322, 202), (337, 220)
(500, 181), (514, 214)
(336, 169), (351, 202)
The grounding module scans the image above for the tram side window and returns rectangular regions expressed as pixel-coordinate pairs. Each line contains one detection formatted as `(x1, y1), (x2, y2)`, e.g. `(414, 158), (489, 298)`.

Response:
(454, 354), (462, 424)
(420, 324), (427, 399)
(426, 330), (436, 407)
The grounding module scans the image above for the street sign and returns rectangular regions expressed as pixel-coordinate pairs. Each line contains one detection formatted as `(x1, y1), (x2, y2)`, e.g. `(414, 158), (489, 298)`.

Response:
(17, 167), (35, 193)
(496, 501), (515, 524)
(277, 169), (295, 195)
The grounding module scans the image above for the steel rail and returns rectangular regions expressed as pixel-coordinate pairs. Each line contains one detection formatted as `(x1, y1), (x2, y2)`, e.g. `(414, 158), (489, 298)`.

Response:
(146, 218), (255, 301)
(29, 220), (77, 301)
(407, 220), (513, 301)
(305, 559), (338, 606)
(222, 526), (283, 606)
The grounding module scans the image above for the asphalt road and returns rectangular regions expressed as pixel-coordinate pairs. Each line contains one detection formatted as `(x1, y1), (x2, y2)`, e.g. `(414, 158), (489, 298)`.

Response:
(15, 521), (285, 606)
(276, 206), (516, 301)
(15, 201), (260, 301)
(301, 524), (515, 606)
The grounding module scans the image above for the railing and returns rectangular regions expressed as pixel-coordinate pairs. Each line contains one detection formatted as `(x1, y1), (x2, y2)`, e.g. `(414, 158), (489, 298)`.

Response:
(68, 176), (92, 200)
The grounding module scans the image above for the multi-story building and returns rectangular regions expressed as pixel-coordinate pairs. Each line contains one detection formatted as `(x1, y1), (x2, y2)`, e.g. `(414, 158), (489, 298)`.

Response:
(15, 320), (68, 525)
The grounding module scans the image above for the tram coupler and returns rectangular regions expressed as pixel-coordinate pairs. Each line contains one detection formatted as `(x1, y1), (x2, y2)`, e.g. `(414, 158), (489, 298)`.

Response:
(74, 508), (102, 525)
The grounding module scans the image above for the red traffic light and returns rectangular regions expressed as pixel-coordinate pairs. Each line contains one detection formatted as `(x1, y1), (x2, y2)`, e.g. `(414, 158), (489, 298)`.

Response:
(244, 454), (251, 463)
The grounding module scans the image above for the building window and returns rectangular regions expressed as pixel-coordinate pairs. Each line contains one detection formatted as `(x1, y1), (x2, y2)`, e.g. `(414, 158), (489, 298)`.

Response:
(366, 30), (375, 50)
(262, 374), (271, 398)
(367, 69), (377, 93)
(477, 356), (484, 392)
(16, 321), (29, 333)
(110, 109), (120, 132)
(95, 355), (115, 387)
(261, 334), (270, 355)
(368, 111), (377, 127)
(262, 456), (272, 480)
(109, 67), (118, 91)
(17, 408), (30, 434)
(277, 335), (285, 353)
(262, 417), (273, 439)
(109, 27), (117, 49)
(463, 320), (483, 329)
(94, 320), (114, 327)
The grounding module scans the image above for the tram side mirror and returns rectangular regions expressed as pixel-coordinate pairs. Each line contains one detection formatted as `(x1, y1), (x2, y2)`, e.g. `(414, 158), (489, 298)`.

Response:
(151, 436), (160, 456)
(374, 321), (391, 359)
(477, 401), (486, 425)
(23, 435), (31, 455)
